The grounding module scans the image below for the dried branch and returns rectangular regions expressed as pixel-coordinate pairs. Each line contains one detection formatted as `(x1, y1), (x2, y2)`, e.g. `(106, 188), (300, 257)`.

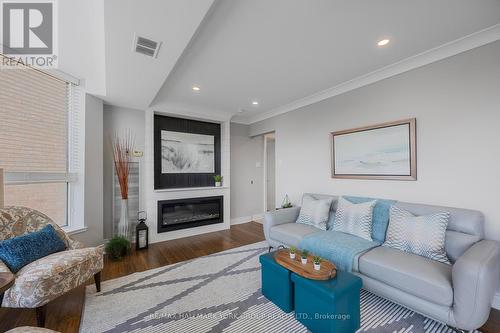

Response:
(111, 130), (135, 199)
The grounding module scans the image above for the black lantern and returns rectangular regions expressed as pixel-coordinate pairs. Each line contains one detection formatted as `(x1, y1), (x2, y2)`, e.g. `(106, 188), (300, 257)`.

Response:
(136, 211), (149, 250)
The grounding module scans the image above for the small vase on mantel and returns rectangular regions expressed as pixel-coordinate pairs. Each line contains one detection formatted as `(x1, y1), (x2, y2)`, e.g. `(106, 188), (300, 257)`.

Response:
(118, 198), (129, 239)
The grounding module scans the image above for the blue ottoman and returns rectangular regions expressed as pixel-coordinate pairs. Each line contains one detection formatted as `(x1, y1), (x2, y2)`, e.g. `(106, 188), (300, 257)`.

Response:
(259, 252), (294, 312)
(291, 271), (362, 333)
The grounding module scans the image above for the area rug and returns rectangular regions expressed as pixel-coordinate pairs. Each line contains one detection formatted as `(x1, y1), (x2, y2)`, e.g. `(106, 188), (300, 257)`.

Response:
(81, 241), (472, 333)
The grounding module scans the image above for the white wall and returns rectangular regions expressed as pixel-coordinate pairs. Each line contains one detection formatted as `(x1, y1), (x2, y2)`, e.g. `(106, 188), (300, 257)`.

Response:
(73, 94), (104, 246)
(230, 123), (264, 223)
(250, 41), (500, 244)
(59, 0), (106, 95)
(102, 105), (145, 239)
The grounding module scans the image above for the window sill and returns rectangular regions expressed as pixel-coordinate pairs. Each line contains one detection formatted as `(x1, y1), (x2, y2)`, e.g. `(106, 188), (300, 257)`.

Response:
(64, 226), (88, 235)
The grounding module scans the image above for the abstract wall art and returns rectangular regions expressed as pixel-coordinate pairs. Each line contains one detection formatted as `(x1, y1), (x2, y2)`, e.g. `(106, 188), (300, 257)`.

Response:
(161, 131), (215, 174)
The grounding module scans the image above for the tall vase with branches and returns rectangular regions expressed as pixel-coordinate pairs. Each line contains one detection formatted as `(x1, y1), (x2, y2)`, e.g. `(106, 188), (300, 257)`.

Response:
(112, 130), (135, 240)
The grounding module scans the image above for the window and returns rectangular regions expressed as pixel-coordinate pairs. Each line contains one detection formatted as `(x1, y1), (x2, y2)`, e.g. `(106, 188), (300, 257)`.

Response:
(0, 56), (83, 230)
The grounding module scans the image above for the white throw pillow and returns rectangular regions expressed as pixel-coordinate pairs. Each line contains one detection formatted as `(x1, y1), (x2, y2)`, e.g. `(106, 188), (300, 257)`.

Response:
(383, 205), (451, 264)
(296, 195), (333, 231)
(332, 197), (376, 241)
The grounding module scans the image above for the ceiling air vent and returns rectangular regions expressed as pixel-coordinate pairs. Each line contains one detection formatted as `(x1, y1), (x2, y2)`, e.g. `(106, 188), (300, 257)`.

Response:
(133, 35), (162, 58)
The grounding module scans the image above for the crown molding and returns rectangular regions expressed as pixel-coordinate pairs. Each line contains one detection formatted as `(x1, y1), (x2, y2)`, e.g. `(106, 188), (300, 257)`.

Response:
(244, 23), (500, 125)
(229, 114), (251, 124)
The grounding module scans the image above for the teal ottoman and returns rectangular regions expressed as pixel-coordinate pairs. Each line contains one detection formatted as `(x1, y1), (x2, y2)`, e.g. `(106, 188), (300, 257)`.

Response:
(291, 271), (362, 333)
(259, 252), (294, 312)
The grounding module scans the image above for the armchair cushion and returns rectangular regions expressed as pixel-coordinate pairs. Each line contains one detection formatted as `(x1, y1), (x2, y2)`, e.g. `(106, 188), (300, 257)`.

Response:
(1, 245), (104, 308)
(0, 225), (66, 273)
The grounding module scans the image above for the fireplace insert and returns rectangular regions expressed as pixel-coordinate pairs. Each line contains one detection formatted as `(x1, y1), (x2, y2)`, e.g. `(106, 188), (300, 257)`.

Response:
(157, 196), (223, 233)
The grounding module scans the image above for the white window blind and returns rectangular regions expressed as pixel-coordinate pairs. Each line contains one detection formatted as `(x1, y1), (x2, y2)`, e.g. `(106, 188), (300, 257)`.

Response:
(68, 82), (83, 173)
(0, 65), (68, 172)
(0, 57), (82, 228)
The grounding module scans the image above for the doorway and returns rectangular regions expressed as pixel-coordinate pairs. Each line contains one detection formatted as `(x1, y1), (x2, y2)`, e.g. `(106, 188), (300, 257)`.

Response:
(264, 132), (276, 212)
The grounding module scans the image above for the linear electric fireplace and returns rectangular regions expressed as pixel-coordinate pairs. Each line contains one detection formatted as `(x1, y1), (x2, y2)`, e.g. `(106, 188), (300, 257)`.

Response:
(157, 196), (224, 233)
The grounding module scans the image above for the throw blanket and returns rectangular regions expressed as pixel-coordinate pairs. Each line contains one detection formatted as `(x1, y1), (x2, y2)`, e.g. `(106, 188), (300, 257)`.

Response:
(300, 231), (380, 272)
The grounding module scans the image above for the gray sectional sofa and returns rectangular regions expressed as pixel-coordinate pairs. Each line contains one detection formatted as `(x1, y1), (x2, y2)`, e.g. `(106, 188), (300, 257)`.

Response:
(264, 193), (500, 331)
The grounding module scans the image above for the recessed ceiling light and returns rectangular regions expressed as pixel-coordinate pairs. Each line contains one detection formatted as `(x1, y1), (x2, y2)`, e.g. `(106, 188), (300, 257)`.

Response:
(192, 86), (200, 91)
(377, 39), (390, 47)
(252, 101), (259, 105)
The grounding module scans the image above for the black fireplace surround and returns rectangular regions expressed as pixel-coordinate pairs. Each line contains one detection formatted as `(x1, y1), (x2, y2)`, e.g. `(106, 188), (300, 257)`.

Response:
(157, 196), (224, 233)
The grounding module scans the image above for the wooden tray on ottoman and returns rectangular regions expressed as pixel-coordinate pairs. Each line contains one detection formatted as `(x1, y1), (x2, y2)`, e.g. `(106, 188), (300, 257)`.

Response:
(274, 249), (337, 280)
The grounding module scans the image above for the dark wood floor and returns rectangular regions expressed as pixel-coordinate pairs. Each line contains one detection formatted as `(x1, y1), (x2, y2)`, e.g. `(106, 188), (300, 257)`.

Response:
(0, 221), (499, 332)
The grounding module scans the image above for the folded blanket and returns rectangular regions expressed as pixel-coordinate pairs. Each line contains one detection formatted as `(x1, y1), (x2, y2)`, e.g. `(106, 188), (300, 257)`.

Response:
(300, 231), (380, 271)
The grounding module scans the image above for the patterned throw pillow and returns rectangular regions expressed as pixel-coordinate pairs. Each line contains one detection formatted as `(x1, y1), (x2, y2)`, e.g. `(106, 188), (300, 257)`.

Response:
(333, 197), (376, 241)
(296, 195), (333, 230)
(383, 205), (451, 264)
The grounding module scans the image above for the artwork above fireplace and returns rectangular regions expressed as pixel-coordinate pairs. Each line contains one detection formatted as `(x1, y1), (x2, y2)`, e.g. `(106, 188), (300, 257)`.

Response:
(157, 196), (224, 233)
(154, 115), (221, 189)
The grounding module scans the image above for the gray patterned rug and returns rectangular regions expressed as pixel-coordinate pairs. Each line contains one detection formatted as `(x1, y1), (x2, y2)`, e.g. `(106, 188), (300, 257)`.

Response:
(81, 241), (472, 333)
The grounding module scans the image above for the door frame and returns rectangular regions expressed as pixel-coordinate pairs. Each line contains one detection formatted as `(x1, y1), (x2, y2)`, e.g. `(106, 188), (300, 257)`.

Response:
(263, 132), (276, 212)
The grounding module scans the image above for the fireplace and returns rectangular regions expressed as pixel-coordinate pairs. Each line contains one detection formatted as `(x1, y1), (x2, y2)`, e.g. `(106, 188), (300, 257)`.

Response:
(157, 196), (224, 233)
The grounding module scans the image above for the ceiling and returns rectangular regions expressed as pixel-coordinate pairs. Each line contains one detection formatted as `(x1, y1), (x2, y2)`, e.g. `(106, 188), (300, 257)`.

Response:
(82, 0), (500, 122)
(102, 0), (215, 109)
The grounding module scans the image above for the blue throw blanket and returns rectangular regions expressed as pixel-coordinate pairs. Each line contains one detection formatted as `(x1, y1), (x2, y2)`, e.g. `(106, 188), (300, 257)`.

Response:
(300, 231), (380, 272)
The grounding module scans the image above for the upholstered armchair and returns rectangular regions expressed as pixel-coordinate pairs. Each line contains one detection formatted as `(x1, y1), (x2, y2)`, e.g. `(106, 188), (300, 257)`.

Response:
(0, 206), (104, 327)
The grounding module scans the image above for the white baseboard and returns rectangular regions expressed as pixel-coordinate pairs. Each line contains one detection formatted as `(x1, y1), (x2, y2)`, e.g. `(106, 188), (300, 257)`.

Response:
(492, 292), (500, 310)
(230, 216), (252, 225)
(231, 213), (265, 225)
(252, 213), (264, 224)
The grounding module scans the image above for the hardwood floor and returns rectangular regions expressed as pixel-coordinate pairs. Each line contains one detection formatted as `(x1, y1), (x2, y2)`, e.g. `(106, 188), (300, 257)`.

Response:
(0, 221), (499, 332)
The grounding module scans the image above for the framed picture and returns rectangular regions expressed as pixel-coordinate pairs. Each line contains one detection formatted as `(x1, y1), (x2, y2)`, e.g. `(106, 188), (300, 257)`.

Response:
(161, 131), (215, 174)
(331, 118), (416, 180)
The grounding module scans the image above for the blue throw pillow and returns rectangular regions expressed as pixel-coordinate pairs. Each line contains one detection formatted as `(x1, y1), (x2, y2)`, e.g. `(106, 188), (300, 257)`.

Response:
(0, 224), (66, 273)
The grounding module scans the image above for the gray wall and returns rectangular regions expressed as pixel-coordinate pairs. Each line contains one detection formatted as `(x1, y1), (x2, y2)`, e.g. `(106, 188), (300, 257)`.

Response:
(103, 105), (145, 239)
(230, 123), (264, 221)
(250, 41), (500, 245)
(73, 94), (104, 246)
